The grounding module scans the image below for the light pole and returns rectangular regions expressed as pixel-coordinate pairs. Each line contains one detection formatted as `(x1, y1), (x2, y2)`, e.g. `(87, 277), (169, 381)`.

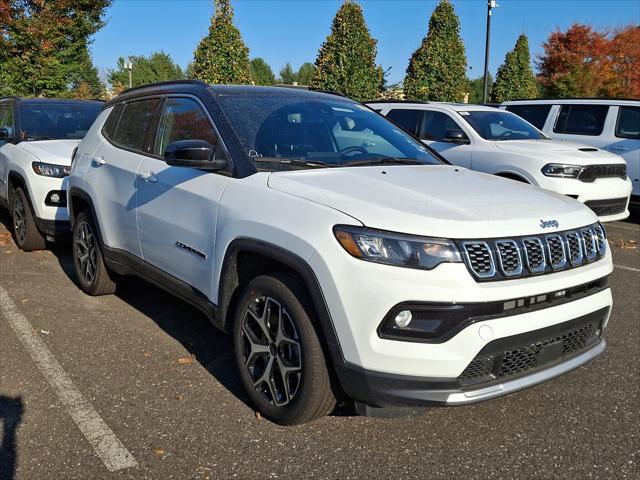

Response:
(483, 0), (498, 104)
(124, 58), (133, 89)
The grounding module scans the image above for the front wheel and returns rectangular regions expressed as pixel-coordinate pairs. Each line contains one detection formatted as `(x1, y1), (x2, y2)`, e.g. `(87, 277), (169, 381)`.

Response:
(12, 187), (46, 251)
(72, 211), (116, 296)
(233, 273), (336, 425)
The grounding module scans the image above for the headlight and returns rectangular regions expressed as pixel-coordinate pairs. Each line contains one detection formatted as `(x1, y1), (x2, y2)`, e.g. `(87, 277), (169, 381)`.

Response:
(32, 162), (71, 178)
(541, 163), (583, 178)
(333, 225), (462, 270)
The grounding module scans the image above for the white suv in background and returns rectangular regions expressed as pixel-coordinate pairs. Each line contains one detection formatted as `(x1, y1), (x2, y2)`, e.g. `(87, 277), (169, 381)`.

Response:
(69, 81), (613, 425)
(368, 102), (632, 222)
(501, 99), (640, 208)
(0, 97), (102, 250)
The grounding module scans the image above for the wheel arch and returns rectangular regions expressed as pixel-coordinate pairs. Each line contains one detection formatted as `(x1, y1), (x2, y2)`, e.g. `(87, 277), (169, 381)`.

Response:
(495, 171), (533, 184)
(67, 187), (104, 244)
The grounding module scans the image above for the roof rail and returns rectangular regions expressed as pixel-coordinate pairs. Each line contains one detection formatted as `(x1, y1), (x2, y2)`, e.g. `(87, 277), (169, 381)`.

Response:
(363, 99), (429, 104)
(505, 97), (640, 102)
(118, 79), (209, 96)
(0, 95), (21, 101)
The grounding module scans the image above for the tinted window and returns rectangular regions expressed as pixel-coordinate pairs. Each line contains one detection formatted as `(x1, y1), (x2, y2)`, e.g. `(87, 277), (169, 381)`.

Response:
(0, 103), (15, 138)
(615, 106), (640, 140)
(505, 104), (552, 130)
(216, 94), (442, 170)
(155, 97), (218, 156)
(554, 104), (608, 136)
(113, 99), (161, 152)
(463, 110), (545, 140)
(102, 104), (123, 141)
(420, 111), (466, 141)
(18, 102), (102, 140)
(386, 109), (423, 136)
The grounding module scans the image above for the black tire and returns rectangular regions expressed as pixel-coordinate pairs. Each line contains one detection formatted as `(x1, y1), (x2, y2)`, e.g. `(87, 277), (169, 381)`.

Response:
(11, 187), (46, 251)
(233, 273), (336, 425)
(72, 210), (116, 296)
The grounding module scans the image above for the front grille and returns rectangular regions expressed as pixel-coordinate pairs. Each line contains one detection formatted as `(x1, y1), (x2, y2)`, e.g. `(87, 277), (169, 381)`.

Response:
(578, 164), (626, 182)
(584, 197), (627, 217)
(460, 222), (606, 281)
(459, 308), (606, 385)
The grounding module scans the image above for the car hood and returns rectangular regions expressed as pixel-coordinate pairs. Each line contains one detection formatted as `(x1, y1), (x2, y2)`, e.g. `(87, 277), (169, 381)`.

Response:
(18, 139), (80, 166)
(494, 140), (625, 164)
(267, 165), (597, 239)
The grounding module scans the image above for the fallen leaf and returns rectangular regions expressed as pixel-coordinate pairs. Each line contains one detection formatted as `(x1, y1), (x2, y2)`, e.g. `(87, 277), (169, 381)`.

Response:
(255, 411), (262, 421)
(21, 299), (28, 303)
(177, 357), (193, 365)
(0, 232), (11, 246)
(143, 352), (151, 358)
(40, 329), (50, 335)
(153, 447), (165, 457)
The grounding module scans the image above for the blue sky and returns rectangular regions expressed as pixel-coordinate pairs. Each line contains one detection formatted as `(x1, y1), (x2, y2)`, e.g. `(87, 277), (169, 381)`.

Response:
(92, 0), (640, 85)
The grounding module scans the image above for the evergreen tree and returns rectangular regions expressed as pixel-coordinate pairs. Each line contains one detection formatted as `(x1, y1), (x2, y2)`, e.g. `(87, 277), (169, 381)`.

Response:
(279, 63), (297, 84)
(310, 1), (383, 101)
(490, 34), (538, 102)
(250, 58), (276, 85)
(404, 0), (467, 101)
(69, 46), (105, 98)
(296, 62), (316, 86)
(468, 73), (493, 104)
(107, 52), (184, 90)
(191, 0), (251, 84)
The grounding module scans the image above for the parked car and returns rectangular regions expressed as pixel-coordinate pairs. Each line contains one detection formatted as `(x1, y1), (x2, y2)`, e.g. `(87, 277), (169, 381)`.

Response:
(367, 101), (632, 222)
(69, 81), (613, 425)
(500, 99), (640, 208)
(0, 97), (103, 250)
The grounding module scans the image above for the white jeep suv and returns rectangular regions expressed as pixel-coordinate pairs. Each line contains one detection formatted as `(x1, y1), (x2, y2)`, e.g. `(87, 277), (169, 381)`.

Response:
(368, 101), (632, 222)
(0, 97), (102, 250)
(68, 81), (613, 425)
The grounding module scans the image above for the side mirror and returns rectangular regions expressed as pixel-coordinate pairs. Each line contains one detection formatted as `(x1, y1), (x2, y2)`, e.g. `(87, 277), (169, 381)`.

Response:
(0, 127), (13, 140)
(443, 129), (469, 144)
(164, 140), (226, 170)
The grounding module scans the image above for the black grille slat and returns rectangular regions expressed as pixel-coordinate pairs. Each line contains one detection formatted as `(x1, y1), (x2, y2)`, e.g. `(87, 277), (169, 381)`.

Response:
(578, 164), (626, 182)
(523, 238), (546, 273)
(584, 197), (627, 217)
(566, 232), (583, 265)
(462, 242), (495, 278)
(581, 228), (597, 260)
(593, 224), (607, 255)
(495, 240), (522, 276)
(546, 234), (567, 269)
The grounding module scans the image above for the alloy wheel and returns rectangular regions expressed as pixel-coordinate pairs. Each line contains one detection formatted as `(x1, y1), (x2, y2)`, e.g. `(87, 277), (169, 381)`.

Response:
(75, 220), (98, 285)
(241, 296), (303, 407)
(13, 195), (26, 245)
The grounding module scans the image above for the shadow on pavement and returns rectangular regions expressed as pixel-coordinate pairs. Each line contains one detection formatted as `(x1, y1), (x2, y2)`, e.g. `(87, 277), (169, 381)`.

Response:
(0, 396), (23, 480)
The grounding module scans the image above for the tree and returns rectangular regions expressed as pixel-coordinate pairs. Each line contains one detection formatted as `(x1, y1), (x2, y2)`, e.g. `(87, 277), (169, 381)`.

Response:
(279, 63), (297, 84)
(490, 34), (538, 102)
(609, 25), (640, 98)
(250, 58), (276, 85)
(0, 0), (110, 97)
(310, 0), (383, 101)
(404, 0), (467, 101)
(467, 74), (493, 104)
(296, 62), (315, 86)
(107, 52), (184, 89)
(191, 0), (251, 84)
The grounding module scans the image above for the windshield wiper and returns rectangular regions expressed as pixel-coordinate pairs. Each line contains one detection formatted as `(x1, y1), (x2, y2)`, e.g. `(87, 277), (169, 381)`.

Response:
(341, 157), (424, 167)
(253, 157), (337, 169)
(26, 135), (58, 141)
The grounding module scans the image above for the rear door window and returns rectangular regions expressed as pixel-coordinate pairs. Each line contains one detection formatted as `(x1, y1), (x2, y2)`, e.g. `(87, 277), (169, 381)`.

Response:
(113, 98), (161, 153)
(386, 109), (423, 136)
(505, 104), (551, 130)
(0, 103), (15, 139)
(553, 104), (609, 136)
(615, 106), (640, 140)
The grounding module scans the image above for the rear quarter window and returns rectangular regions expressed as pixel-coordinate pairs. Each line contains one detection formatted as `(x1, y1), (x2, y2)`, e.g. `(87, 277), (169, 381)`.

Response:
(505, 104), (551, 130)
(615, 106), (640, 140)
(553, 104), (609, 136)
(101, 104), (123, 141)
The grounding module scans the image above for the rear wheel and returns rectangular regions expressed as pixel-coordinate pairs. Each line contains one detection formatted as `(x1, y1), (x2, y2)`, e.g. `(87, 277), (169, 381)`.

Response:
(12, 187), (46, 251)
(72, 211), (116, 296)
(233, 273), (336, 425)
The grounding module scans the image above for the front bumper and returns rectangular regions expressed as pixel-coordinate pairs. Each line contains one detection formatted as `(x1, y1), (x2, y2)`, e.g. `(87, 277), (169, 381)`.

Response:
(339, 307), (608, 408)
(34, 216), (71, 239)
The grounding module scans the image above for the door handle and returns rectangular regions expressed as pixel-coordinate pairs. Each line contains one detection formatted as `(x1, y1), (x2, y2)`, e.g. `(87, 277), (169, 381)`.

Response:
(91, 155), (106, 166)
(610, 146), (628, 152)
(138, 171), (158, 183)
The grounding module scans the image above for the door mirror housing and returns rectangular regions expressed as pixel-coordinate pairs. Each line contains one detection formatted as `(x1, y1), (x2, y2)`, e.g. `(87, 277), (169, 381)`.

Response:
(443, 129), (469, 144)
(164, 140), (227, 170)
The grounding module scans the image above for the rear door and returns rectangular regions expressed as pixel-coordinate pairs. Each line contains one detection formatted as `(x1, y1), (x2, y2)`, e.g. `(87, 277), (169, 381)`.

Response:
(136, 95), (232, 299)
(550, 103), (611, 148)
(608, 105), (640, 197)
(86, 97), (162, 257)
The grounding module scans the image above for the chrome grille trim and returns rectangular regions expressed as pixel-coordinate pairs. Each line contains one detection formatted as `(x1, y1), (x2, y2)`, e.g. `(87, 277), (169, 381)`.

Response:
(495, 240), (523, 276)
(546, 234), (567, 270)
(565, 232), (584, 266)
(581, 227), (598, 261)
(522, 237), (546, 273)
(461, 241), (496, 278)
(593, 224), (607, 255)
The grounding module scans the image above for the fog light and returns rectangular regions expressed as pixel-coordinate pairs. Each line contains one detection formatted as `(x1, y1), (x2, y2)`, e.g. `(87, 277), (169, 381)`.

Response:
(50, 193), (61, 204)
(394, 310), (412, 328)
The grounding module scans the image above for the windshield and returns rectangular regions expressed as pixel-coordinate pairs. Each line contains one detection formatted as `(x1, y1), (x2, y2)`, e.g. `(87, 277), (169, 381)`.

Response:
(461, 110), (547, 141)
(216, 94), (444, 170)
(19, 102), (102, 141)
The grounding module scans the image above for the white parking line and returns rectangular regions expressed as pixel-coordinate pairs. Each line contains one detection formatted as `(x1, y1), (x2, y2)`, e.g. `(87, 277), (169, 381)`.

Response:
(0, 285), (138, 472)
(614, 264), (640, 273)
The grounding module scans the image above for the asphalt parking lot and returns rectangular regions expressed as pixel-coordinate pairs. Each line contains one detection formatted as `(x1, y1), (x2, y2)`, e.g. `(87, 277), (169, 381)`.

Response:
(0, 211), (638, 480)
